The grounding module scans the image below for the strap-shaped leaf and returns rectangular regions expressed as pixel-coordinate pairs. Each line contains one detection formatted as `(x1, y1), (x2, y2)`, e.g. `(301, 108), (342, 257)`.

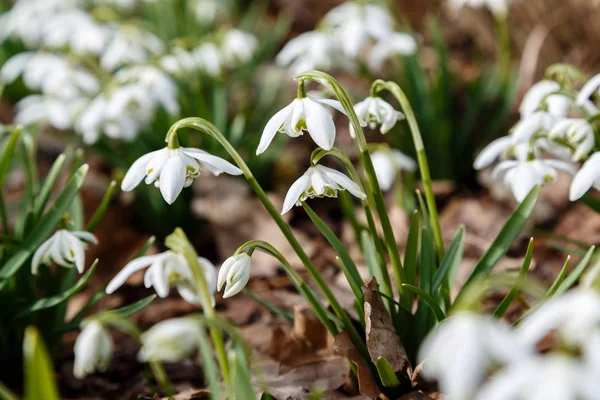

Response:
(0, 164), (88, 289)
(15, 260), (98, 318)
(31, 154), (66, 223)
(546, 256), (570, 297)
(555, 246), (595, 295)
(86, 180), (117, 232)
(432, 225), (465, 293)
(23, 326), (60, 400)
(494, 238), (533, 318)
(404, 210), (420, 287)
(375, 356), (401, 388)
(402, 284), (446, 322)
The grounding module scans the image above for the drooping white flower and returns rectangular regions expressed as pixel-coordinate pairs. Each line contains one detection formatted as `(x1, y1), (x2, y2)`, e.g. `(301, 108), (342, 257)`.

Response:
(217, 253), (251, 298)
(138, 318), (201, 362)
(257, 95), (347, 154)
(370, 149), (416, 191)
(32, 229), (98, 275)
(323, 2), (394, 58)
(351, 96), (405, 138)
(519, 80), (571, 117)
(510, 111), (561, 142)
(100, 25), (164, 71)
(114, 65), (179, 116)
(275, 31), (341, 75)
(368, 32), (418, 72)
(192, 42), (222, 77)
(105, 251), (217, 305)
(448, 0), (509, 17)
(492, 158), (575, 202)
(189, 0), (226, 25)
(220, 29), (258, 68)
(73, 320), (113, 379)
(282, 164), (366, 214)
(40, 10), (112, 55)
(120, 147), (242, 204)
(418, 313), (530, 400)
(549, 118), (595, 161)
(474, 355), (600, 400)
(570, 152), (600, 201)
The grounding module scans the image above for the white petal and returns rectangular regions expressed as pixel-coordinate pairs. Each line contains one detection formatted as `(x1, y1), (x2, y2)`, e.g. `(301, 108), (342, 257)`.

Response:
(570, 158), (600, 201)
(256, 103), (293, 155)
(319, 165), (366, 199)
(159, 154), (187, 204)
(304, 99), (335, 150)
(282, 174), (310, 214)
(182, 148), (242, 175)
(149, 261), (169, 297)
(511, 164), (541, 202)
(31, 236), (54, 275)
(577, 73), (600, 106)
(72, 231), (98, 244)
(106, 254), (163, 294)
(121, 150), (161, 191)
(473, 136), (513, 170)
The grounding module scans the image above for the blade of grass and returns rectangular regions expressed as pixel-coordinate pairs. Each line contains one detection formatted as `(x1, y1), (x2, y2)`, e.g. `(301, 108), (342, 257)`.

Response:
(494, 238), (533, 318)
(554, 246), (595, 295)
(402, 284), (446, 322)
(23, 327), (60, 400)
(86, 180), (117, 232)
(546, 256), (570, 297)
(432, 225), (465, 293)
(404, 210), (420, 287)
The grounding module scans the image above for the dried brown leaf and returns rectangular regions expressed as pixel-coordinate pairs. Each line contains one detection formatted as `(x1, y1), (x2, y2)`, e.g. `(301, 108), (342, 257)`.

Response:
(333, 331), (380, 398)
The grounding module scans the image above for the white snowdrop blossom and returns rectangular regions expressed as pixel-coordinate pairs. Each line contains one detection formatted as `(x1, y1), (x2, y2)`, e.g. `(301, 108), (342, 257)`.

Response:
(32, 229), (98, 275)
(39, 10), (112, 55)
(220, 29), (258, 67)
(549, 118), (595, 161)
(138, 318), (201, 362)
(276, 31), (341, 75)
(73, 320), (113, 379)
(282, 165), (366, 214)
(100, 25), (164, 71)
(351, 96), (405, 138)
(418, 313), (530, 400)
(217, 253), (251, 298)
(511, 111), (562, 143)
(474, 355), (600, 400)
(519, 80), (572, 117)
(121, 147), (242, 204)
(570, 153), (600, 200)
(492, 158), (575, 202)
(370, 149), (416, 191)
(448, 0), (509, 17)
(368, 32), (418, 72)
(257, 95), (347, 154)
(105, 251), (218, 305)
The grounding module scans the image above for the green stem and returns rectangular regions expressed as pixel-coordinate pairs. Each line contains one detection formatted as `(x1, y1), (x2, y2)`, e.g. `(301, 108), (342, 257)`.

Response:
(149, 361), (174, 398)
(371, 80), (445, 262)
(165, 118), (370, 363)
(494, 14), (512, 87)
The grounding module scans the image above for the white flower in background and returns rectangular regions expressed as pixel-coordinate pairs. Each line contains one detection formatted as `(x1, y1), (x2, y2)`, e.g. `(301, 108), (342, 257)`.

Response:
(190, 0), (222, 25)
(474, 355), (600, 400)
(193, 42), (223, 77)
(368, 32), (418, 72)
(517, 288), (600, 348)
(473, 136), (518, 170)
(448, 0), (509, 17)
(121, 147), (241, 204)
(220, 29), (258, 67)
(257, 95), (347, 154)
(492, 158), (575, 202)
(114, 65), (179, 115)
(73, 320), (113, 379)
(160, 47), (199, 76)
(323, 2), (394, 58)
(100, 25), (164, 71)
(370, 149), (416, 191)
(549, 118), (595, 161)
(138, 318), (201, 362)
(510, 111), (560, 142)
(217, 253), (251, 298)
(106, 251), (217, 305)
(276, 31), (341, 75)
(519, 80), (573, 118)
(351, 96), (405, 137)
(32, 229), (98, 275)
(418, 313), (530, 400)
(93, 0), (139, 10)
(282, 164), (366, 214)
(570, 153), (600, 201)
(40, 10), (112, 55)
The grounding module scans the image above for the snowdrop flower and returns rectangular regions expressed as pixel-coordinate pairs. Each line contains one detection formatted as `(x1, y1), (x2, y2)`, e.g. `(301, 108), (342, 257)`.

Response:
(32, 229), (97, 275)
(510, 111), (560, 142)
(257, 93), (347, 154)
(474, 355), (600, 400)
(418, 313), (530, 400)
(368, 32), (418, 72)
(323, 2), (394, 58)
(570, 153), (600, 201)
(448, 0), (509, 17)
(40, 10), (112, 55)
(100, 25), (164, 71)
(351, 96), (405, 138)
(121, 147), (242, 204)
(114, 65), (179, 116)
(220, 29), (258, 67)
(282, 164), (366, 214)
(160, 47), (199, 76)
(519, 80), (573, 119)
(138, 318), (201, 362)
(190, 0), (224, 25)
(73, 320), (113, 379)
(217, 253), (251, 298)
(276, 31), (341, 75)
(517, 288), (600, 348)
(370, 149), (416, 191)
(492, 158), (575, 202)
(473, 136), (517, 170)
(192, 42), (222, 77)
(106, 251), (218, 305)
(549, 118), (595, 161)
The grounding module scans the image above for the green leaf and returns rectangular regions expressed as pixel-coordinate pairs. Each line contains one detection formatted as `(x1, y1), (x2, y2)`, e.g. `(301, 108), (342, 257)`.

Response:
(432, 225), (465, 293)
(361, 230), (380, 281)
(0, 164), (88, 289)
(31, 154), (67, 223)
(546, 256), (570, 297)
(0, 381), (19, 400)
(404, 210), (420, 287)
(15, 260), (98, 318)
(109, 294), (157, 317)
(419, 229), (435, 295)
(555, 246), (595, 295)
(23, 326), (60, 400)
(402, 284), (446, 322)
(375, 356), (401, 388)
(458, 186), (539, 300)
(86, 180), (117, 232)
(0, 126), (21, 189)
(494, 238), (533, 318)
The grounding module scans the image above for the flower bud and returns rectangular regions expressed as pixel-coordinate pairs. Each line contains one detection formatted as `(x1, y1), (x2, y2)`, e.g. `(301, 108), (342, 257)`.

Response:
(138, 318), (201, 362)
(73, 320), (113, 379)
(217, 253), (252, 298)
